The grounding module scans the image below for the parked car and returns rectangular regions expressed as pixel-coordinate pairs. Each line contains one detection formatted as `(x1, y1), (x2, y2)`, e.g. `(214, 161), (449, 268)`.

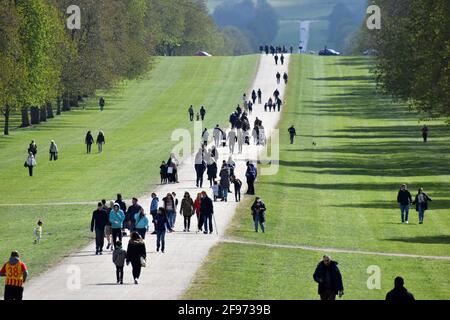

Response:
(363, 49), (378, 56)
(318, 46), (340, 56)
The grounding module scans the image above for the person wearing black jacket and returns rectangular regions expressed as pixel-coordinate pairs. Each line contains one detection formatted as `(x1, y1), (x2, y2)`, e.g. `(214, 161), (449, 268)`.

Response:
(251, 90), (257, 104)
(313, 255), (344, 300)
(116, 194), (127, 236)
(257, 89), (262, 104)
(386, 277), (415, 301)
(125, 198), (142, 232)
(200, 191), (214, 234)
(412, 187), (432, 224)
(397, 184), (412, 224)
(91, 202), (108, 255)
(126, 232), (146, 285)
(85, 131), (94, 154)
(251, 197), (266, 232)
(288, 125), (297, 144)
(200, 106), (206, 121)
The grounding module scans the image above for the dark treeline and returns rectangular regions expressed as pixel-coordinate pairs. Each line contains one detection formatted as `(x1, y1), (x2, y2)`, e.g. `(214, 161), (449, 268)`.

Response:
(355, 0), (450, 119)
(212, 0), (279, 55)
(0, 0), (241, 135)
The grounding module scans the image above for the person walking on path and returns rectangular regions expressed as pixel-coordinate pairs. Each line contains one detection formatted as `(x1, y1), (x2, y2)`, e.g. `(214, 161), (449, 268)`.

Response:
(194, 148), (207, 188)
(200, 191), (214, 234)
(313, 255), (344, 300)
(112, 241), (126, 285)
(251, 197), (266, 232)
(207, 157), (218, 187)
(232, 176), (242, 202)
(126, 232), (146, 285)
(274, 89), (280, 101)
(281, 54), (285, 65)
(245, 161), (257, 195)
(276, 98), (282, 112)
(105, 200), (114, 250)
(115, 194), (127, 218)
(200, 106), (206, 121)
(386, 277), (415, 301)
(28, 140), (38, 157)
(110, 203), (125, 249)
(25, 152), (37, 177)
(91, 202), (108, 255)
(160, 161), (168, 184)
(150, 193), (159, 234)
(288, 125), (297, 144)
(228, 129), (237, 154)
(397, 184), (412, 224)
(125, 198), (142, 234)
(0, 251), (28, 301)
(96, 131), (105, 153)
(274, 54), (279, 65)
(237, 129), (244, 154)
(99, 97), (105, 111)
(188, 105), (194, 121)
(219, 164), (231, 202)
(134, 207), (149, 240)
(163, 193), (177, 231)
(276, 72), (281, 84)
(49, 140), (58, 161)
(412, 187), (432, 224)
(202, 128), (209, 148)
(194, 193), (203, 232)
(180, 192), (195, 232)
(283, 72), (288, 84)
(251, 90), (257, 105)
(421, 125), (429, 143)
(153, 208), (171, 252)
(213, 125), (223, 147)
(257, 89), (262, 104)
(85, 131), (94, 154)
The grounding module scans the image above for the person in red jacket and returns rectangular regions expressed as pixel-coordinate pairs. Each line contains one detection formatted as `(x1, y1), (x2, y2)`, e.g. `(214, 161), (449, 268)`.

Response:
(0, 251), (29, 300)
(194, 193), (202, 232)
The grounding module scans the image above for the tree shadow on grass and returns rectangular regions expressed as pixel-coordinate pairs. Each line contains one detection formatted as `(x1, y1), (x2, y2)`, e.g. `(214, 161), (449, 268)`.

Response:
(385, 235), (450, 245)
(309, 75), (374, 82)
(328, 200), (450, 210)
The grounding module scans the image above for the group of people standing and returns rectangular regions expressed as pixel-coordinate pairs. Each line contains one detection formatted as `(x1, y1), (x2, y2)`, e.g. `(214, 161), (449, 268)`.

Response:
(260, 44), (293, 55)
(188, 105), (207, 122)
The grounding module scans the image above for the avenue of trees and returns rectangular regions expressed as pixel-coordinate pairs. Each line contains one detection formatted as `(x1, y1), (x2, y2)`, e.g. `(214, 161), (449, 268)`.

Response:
(212, 0), (279, 55)
(0, 0), (238, 135)
(357, 0), (450, 119)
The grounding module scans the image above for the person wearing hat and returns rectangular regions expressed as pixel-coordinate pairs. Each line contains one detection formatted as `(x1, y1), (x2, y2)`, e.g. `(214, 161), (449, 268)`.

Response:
(109, 203), (125, 249)
(0, 251), (29, 300)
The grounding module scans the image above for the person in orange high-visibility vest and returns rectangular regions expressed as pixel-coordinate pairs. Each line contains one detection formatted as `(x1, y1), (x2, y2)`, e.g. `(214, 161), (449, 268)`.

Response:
(0, 251), (28, 300)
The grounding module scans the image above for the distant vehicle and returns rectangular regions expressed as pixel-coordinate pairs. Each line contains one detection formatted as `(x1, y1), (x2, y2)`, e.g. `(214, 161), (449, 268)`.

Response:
(194, 51), (212, 57)
(363, 49), (378, 56)
(318, 47), (340, 56)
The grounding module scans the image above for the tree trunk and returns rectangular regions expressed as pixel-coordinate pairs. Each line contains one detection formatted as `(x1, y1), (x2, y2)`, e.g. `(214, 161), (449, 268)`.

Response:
(40, 106), (47, 122)
(56, 96), (62, 115)
(21, 107), (30, 128)
(46, 102), (54, 119)
(62, 92), (71, 111)
(2, 106), (10, 135)
(30, 107), (40, 125)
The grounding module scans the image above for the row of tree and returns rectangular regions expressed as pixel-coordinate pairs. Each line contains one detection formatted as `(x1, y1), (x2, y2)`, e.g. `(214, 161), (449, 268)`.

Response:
(0, 0), (239, 135)
(356, 0), (450, 118)
(212, 0), (279, 55)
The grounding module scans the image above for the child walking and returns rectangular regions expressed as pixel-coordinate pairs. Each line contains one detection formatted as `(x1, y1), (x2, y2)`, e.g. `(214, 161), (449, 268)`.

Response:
(34, 220), (43, 244)
(112, 241), (127, 284)
(211, 180), (219, 202)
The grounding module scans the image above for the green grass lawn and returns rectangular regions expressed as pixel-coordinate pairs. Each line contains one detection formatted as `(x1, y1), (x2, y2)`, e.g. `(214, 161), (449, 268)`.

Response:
(0, 55), (259, 293)
(184, 55), (450, 300)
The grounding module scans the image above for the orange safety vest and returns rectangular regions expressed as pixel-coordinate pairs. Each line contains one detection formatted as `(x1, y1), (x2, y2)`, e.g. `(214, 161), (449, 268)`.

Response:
(4, 262), (26, 287)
